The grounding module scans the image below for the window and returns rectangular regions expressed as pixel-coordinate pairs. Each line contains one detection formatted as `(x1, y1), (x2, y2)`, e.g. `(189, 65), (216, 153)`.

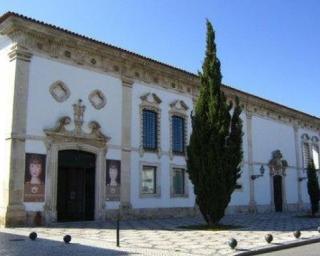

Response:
(143, 110), (158, 150)
(303, 142), (311, 169)
(312, 144), (319, 170)
(172, 168), (185, 195)
(141, 166), (157, 194)
(172, 116), (185, 153)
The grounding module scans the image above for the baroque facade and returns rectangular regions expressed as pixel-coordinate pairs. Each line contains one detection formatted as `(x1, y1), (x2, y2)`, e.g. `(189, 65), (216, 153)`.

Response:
(0, 12), (319, 226)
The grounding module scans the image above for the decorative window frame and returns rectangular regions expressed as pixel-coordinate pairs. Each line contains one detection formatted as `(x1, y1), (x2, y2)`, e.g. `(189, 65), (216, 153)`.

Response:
(139, 161), (161, 198)
(169, 100), (189, 160)
(139, 92), (162, 158)
(170, 164), (189, 198)
(88, 89), (106, 110)
(49, 80), (70, 103)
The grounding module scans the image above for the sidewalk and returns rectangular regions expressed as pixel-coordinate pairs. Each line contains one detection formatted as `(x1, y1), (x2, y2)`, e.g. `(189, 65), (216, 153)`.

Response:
(1, 213), (320, 255)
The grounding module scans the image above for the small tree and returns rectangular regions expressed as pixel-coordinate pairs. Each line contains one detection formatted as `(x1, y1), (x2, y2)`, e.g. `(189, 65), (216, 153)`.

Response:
(307, 161), (320, 216)
(187, 20), (243, 226)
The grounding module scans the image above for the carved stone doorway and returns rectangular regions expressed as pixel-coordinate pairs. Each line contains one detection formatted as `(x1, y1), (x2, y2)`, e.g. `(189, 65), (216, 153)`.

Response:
(43, 99), (110, 223)
(57, 150), (96, 221)
(273, 175), (283, 212)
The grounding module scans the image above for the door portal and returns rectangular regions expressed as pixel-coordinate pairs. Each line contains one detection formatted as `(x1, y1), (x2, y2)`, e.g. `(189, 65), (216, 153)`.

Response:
(273, 175), (283, 212)
(57, 150), (96, 221)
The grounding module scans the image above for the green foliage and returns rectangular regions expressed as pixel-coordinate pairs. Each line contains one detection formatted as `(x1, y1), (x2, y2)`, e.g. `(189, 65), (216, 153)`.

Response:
(187, 20), (243, 226)
(307, 161), (320, 216)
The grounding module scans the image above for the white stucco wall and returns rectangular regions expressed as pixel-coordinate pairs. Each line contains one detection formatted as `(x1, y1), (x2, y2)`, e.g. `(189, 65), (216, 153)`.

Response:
(0, 35), (14, 208)
(229, 112), (250, 206)
(130, 82), (195, 209)
(251, 115), (298, 206)
(22, 52), (319, 214)
(25, 55), (123, 210)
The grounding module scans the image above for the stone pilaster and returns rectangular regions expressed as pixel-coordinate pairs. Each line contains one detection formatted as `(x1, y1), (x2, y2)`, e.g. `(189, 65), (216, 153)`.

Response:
(293, 124), (303, 209)
(120, 77), (133, 213)
(0, 43), (32, 226)
(246, 110), (256, 212)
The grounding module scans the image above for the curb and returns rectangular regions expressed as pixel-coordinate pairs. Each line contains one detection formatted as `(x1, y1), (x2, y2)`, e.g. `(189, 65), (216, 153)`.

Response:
(235, 236), (320, 255)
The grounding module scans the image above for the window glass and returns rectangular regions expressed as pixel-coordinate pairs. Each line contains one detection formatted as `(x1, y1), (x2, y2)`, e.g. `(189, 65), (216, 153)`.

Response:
(172, 116), (185, 153)
(303, 143), (311, 169)
(173, 168), (185, 195)
(143, 110), (157, 150)
(312, 145), (319, 170)
(142, 166), (156, 194)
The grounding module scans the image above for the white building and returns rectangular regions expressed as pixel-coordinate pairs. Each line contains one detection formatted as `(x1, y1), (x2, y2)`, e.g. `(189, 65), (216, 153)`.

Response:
(0, 12), (319, 226)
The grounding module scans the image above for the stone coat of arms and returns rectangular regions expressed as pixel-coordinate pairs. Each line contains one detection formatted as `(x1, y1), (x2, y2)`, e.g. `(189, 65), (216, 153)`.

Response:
(268, 150), (288, 176)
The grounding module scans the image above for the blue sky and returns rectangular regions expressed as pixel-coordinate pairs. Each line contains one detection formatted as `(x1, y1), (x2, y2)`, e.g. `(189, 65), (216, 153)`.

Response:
(1, 1), (319, 116)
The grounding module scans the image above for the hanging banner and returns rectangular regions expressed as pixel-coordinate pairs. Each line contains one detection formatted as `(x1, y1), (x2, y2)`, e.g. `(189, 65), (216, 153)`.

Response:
(24, 153), (46, 202)
(106, 160), (121, 201)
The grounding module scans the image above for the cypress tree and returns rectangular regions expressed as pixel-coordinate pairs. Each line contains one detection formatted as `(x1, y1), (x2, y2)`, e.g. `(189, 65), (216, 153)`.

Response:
(307, 161), (319, 216)
(187, 20), (243, 226)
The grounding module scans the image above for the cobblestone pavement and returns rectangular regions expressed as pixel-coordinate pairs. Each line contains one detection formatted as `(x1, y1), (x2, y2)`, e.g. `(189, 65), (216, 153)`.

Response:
(1, 213), (320, 255)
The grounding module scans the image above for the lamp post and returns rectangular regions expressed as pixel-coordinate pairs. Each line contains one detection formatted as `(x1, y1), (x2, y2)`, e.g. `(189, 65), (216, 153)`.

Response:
(251, 165), (265, 180)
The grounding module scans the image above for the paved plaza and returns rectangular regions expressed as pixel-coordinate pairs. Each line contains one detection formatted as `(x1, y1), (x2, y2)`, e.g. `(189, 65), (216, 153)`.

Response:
(1, 213), (320, 255)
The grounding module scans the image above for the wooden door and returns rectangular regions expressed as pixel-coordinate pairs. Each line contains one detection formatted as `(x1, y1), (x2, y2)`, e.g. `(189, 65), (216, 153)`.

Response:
(273, 175), (283, 212)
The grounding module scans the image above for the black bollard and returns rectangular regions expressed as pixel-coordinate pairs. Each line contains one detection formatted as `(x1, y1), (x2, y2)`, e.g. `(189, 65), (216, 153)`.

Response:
(228, 238), (237, 250)
(29, 232), (37, 240)
(116, 217), (120, 247)
(293, 230), (301, 239)
(265, 234), (273, 243)
(63, 235), (71, 243)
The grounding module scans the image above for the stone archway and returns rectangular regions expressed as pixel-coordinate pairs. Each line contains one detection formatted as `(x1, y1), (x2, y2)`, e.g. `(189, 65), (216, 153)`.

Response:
(43, 99), (110, 223)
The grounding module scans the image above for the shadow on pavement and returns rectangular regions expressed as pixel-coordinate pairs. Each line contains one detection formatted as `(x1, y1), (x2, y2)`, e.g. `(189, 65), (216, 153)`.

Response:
(0, 232), (134, 256)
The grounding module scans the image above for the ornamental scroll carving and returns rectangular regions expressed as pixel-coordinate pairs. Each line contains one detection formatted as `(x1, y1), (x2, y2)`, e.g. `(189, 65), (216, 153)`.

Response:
(268, 150), (288, 176)
(44, 99), (110, 148)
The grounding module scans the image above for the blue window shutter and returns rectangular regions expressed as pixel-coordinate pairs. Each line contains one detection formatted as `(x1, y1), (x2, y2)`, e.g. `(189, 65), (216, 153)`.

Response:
(143, 110), (157, 150)
(172, 116), (185, 153)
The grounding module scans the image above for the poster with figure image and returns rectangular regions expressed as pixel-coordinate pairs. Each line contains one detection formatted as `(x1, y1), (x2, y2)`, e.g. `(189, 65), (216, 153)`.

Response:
(106, 160), (121, 201)
(24, 153), (46, 202)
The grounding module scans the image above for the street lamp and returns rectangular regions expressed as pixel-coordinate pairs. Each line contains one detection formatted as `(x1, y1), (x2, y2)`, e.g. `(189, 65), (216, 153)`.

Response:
(251, 165), (265, 180)
(298, 176), (307, 182)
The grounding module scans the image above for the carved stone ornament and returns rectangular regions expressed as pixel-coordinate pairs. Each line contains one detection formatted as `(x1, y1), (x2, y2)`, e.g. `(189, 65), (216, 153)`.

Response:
(268, 150), (288, 176)
(88, 90), (106, 110)
(140, 92), (162, 105)
(44, 99), (110, 148)
(169, 100), (189, 112)
(49, 81), (70, 102)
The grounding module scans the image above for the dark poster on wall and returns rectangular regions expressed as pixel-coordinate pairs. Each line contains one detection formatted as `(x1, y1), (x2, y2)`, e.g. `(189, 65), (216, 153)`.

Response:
(24, 153), (46, 202)
(106, 160), (121, 201)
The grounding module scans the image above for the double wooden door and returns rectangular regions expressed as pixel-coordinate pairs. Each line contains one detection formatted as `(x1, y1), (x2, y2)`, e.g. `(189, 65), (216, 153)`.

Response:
(57, 150), (95, 222)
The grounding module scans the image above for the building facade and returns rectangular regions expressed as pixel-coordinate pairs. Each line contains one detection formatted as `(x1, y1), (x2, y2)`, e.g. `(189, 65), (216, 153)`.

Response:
(0, 12), (319, 226)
